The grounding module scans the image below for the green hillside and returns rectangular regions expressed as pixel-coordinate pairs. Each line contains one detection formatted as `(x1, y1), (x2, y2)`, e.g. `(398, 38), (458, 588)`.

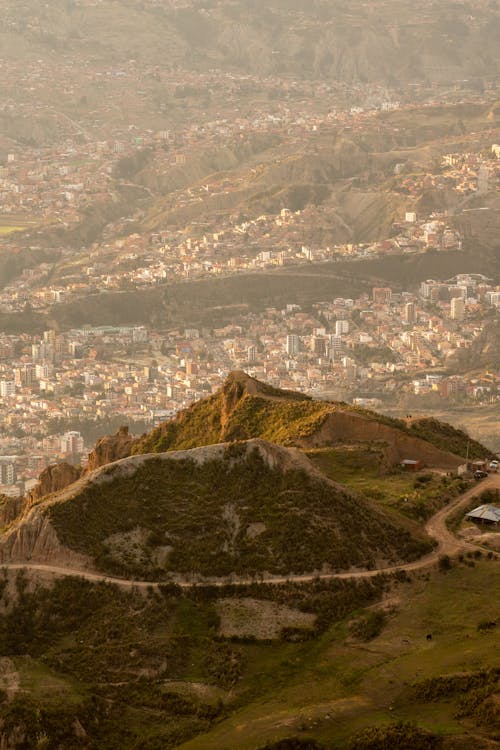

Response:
(48, 441), (431, 580)
(407, 418), (489, 461)
(0, 559), (497, 749)
(132, 372), (489, 463)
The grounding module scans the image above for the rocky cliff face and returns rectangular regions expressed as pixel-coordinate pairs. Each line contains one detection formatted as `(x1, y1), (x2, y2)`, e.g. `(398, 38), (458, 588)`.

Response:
(0, 496), (26, 527)
(28, 462), (81, 504)
(0, 503), (90, 567)
(27, 427), (140, 505)
(85, 426), (139, 474)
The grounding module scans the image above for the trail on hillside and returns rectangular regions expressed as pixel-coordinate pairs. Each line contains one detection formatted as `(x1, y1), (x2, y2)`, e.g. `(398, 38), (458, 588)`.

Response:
(2, 475), (498, 589)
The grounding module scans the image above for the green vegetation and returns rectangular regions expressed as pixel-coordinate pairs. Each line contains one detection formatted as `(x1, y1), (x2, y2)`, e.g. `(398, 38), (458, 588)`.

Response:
(0, 571), (388, 749)
(132, 373), (486, 464)
(49, 446), (431, 579)
(306, 447), (468, 524)
(349, 610), (387, 642)
(133, 393), (335, 453)
(222, 396), (333, 446)
(348, 722), (442, 750)
(176, 559), (499, 750)
(0, 573), (226, 749)
(0, 558), (498, 749)
(131, 375), (334, 454)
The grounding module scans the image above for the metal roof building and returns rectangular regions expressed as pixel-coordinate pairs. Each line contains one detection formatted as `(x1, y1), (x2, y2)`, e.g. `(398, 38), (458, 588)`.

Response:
(466, 504), (500, 524)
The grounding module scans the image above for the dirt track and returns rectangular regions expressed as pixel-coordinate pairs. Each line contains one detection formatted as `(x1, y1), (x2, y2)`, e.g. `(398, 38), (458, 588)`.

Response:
(2, 475), (498, 590)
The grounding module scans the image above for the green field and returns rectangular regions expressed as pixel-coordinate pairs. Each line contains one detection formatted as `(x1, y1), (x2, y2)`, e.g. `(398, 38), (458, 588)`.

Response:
(0, 557), (497, 748)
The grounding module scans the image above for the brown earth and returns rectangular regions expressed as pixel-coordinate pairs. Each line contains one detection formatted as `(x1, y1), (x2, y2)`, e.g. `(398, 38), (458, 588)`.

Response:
(300, 410), (463, 470)
(84, 425), (139, 474)
(28, 462), (81, 505)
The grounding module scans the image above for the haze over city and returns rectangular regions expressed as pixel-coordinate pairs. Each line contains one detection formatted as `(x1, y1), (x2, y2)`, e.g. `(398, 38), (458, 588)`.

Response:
(0, 2), (498, 748)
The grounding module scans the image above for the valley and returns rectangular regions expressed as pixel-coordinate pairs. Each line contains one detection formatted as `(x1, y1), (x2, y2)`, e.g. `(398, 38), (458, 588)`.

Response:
(0, 1), (498, 747)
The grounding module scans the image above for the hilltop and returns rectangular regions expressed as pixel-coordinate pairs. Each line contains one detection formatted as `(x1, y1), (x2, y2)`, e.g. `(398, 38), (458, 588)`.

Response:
(132, 371), (489, 466)
(0, 439), (432, 580)
(24, 371), (490, 514)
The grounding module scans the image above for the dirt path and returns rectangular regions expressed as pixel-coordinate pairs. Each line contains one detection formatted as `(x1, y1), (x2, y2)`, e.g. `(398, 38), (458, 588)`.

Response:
(2, 475), (498, 590)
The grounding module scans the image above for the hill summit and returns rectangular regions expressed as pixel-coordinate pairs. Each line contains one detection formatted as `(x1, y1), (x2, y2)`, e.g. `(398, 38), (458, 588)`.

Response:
(132, 371), (486, 468)
(26, 372), (490, 507)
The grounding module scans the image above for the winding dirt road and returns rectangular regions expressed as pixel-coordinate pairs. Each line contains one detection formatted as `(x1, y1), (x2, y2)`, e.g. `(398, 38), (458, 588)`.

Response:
(2, 475), (498, 590)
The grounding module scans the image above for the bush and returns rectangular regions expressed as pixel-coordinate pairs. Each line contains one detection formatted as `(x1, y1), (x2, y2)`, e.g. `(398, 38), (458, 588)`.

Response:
(258, 740), (326, 750)
(438, 554), (452, 572)
(348, 721), (442, 749)
(350, 610), (387, 641)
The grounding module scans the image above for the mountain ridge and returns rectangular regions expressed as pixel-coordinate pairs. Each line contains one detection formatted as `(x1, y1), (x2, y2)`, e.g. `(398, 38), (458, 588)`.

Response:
(132, 371), (488, 466)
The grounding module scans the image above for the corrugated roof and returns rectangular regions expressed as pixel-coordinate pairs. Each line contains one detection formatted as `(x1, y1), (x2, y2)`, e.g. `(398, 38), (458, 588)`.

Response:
(466, 504), (500, 523)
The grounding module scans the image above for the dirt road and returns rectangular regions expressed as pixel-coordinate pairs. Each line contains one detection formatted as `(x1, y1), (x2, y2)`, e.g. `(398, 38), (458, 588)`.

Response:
(2, 475), (498, 590)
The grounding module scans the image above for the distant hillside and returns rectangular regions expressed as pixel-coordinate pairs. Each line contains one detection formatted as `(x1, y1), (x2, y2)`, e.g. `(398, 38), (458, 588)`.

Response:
(3, 439), (431, 579)
(449, 318), (500, 372)
(133, 371), (488, 465)
(3, 0), (500, 85)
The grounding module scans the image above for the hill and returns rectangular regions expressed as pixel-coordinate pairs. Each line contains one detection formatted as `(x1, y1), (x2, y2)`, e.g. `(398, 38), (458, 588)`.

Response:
(2, 0), (500, 86)
(132, 371), (489, 465)
(0, 547), (497, 748)
(23, 371), (490, 528)
(0, 439), (432, 580)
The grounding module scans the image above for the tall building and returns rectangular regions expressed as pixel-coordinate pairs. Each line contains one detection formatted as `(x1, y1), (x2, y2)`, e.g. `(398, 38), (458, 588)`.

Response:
(310, 336), (326, 356)
(404, 302), (416, 324)
(60, 431), (84, 455)
(0, 380), (15, 398)
(342, 357), (358, 381)
(335, 320), (349, 335)
(0, 462), (16, 485)
(328, 335), (343, 361)
(450, 297), (465, 321)
(247, 345), (257, 363)
(286, 334), (301, 356)
(14, 365), (35, 387)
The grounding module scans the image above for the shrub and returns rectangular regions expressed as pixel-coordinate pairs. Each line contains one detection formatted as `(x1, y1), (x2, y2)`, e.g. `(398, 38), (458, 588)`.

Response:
(438, 554), (452, 572)
(348, 720), (442, 749)
(350, 610), (387, 641)
(258, 740), (326, 750)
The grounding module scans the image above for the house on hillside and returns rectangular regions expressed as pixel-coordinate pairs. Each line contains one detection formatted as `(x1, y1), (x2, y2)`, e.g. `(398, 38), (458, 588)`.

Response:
(401, 459), (422, 472)
(466, 505), (500, 525)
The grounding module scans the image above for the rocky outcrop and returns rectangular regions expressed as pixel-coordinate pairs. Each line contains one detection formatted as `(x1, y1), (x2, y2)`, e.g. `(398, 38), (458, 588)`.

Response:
(85, 425), (139, 474)
(0, 495), (26, 527)
(28, 462), (81, 504)
(26, 427), (139, 505)
(0, 505), (90, 567)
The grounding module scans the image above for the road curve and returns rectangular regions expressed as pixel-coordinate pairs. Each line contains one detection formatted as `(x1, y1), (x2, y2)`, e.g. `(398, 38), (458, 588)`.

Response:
(2, 475), (498, 590)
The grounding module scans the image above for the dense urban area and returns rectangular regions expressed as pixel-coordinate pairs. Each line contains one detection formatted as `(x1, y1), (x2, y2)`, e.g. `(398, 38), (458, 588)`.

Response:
(0, 7), (498, 500)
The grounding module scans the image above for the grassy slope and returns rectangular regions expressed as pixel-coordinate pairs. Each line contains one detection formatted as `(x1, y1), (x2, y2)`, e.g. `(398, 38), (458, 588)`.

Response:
(0, 571), (389, 749)
(132, 374), (486, 462)
(407, 419), (491, 461)
(0, 560), (497, 748)
(48, 445), (431, 579)
(177, 559), (500, 750)
(306, 447), (470, 523)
